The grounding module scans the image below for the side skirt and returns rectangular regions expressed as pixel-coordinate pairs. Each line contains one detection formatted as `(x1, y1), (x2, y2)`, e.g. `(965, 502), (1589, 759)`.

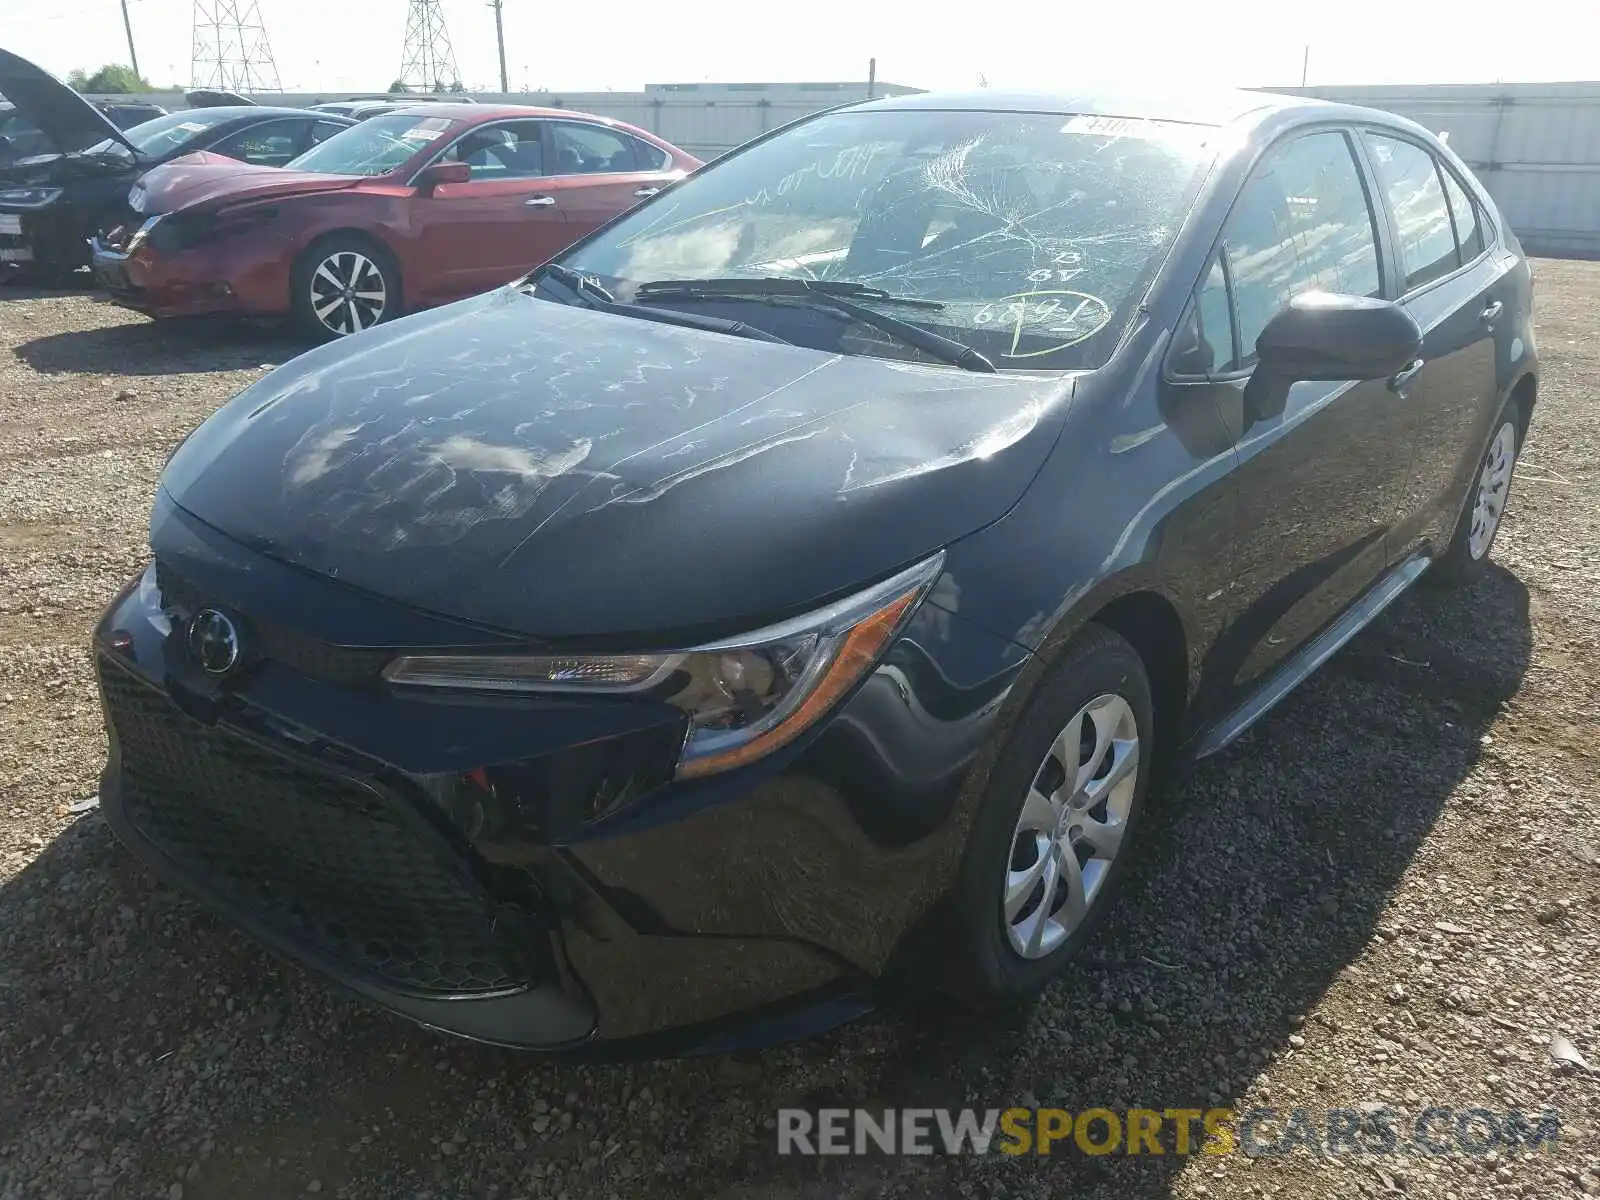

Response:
(1189, 550), (1434, 760)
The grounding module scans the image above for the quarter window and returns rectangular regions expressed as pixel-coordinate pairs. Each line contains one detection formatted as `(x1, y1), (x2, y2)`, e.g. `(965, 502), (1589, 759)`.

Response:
(549, 122), (643, 174)
(1439, 165), (1485, 261)
(1172, 257), (1236, 377)
(1222, 131), (1382, 368)
(1364, 133), (1459, 291)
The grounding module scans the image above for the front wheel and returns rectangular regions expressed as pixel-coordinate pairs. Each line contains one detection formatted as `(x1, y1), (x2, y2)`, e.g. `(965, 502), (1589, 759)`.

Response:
(942, 624), (1154, 1009)
(1429, 395), (1522, 589)
(290, 238), (401, 342)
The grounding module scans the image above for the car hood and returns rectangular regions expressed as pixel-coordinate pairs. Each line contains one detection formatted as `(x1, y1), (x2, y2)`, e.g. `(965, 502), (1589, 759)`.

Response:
(133, 154), (363, 215)
(0, 48), (138, 156)
(160, 288), (1075, 642)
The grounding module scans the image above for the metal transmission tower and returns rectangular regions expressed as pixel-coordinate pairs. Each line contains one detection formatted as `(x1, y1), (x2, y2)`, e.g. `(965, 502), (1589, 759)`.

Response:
(191, 0), (282, 92)
(398, 0), (462, 92)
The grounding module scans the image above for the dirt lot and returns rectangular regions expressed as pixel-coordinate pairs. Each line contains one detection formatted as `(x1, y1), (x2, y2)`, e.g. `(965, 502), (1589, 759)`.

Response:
(0, 265), (1597, 1200)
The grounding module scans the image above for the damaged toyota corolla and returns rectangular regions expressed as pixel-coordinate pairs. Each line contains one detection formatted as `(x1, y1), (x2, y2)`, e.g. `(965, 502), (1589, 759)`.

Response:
(94, 88), (1536, 1053)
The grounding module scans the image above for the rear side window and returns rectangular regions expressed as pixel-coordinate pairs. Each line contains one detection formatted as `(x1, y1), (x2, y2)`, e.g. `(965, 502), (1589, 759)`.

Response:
(1438, 166), (1485, 261)
(1364, 133), (1458, 291)
(1222, 131), (1382, 368)
(549, 122), (643, 174)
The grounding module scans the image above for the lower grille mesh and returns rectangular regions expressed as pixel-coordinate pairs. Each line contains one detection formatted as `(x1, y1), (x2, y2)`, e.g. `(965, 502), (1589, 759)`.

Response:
(101, 661), (530, 995)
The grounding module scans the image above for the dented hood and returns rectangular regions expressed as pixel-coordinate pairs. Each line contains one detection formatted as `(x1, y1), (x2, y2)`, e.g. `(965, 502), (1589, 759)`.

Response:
(160, 288), (1074, 641)
(134, 153), (362, 214)
(0, 48), (138, 156)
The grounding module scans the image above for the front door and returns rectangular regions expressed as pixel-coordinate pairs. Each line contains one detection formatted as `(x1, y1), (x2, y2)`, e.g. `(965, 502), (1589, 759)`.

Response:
(413, 119), (569, 301)
(1205, 129), (1419, 705)
(1359, 131), (1511, 559)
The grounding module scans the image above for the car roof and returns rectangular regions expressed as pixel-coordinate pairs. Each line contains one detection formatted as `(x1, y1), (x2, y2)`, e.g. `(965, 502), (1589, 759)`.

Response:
(182, 105), (335, 121)
(395, 102), (627, 123)
(854, 87), (1419, 134)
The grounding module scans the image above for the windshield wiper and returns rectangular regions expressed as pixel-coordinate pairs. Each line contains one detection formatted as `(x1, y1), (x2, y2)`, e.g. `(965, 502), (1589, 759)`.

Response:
(636, 276), (945, 310)
(524, 263), (791, 346)
(633, 278), (995, 373)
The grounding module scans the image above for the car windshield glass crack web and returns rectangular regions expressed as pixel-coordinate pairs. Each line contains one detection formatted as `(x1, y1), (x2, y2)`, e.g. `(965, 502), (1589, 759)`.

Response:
(568, 109), (1215, 370)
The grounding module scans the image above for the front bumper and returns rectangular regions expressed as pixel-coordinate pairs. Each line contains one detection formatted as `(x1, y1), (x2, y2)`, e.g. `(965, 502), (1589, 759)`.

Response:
(90, 235), (253, 319)
(91, 505), (1028, 1052)
(0, 205), (74, 269)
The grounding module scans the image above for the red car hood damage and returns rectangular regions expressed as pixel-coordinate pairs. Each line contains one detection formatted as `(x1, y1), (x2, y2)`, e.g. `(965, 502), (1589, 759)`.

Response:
(134, 153), (365, 215)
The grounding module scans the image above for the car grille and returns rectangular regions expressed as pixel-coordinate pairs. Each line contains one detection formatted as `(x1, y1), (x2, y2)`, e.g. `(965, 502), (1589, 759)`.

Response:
(101, 660), (532, 995)
(153, 558), (391, 686)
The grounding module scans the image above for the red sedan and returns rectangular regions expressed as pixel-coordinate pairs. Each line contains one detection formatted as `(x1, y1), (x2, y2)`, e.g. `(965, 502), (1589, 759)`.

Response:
(89, 104), (699, 339)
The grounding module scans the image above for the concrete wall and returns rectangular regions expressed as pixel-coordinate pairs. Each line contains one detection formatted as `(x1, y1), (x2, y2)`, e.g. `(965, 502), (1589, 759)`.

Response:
(1280, 82), (1600, 259)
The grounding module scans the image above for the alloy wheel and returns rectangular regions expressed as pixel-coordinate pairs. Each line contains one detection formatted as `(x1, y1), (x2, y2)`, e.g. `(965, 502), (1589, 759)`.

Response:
(308, 250), (387, 336)
(1003, 692), (1140, 960)
(1467, 420), (1517, 560)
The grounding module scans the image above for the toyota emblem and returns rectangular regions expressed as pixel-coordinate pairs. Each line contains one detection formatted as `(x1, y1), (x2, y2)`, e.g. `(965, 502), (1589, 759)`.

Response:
(187, 608), (242, 676)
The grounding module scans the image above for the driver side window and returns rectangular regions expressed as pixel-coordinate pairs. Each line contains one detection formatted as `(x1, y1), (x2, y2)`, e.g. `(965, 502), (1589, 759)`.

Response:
(439, 121), (546, 180)
(1222, 131), (1383, 368)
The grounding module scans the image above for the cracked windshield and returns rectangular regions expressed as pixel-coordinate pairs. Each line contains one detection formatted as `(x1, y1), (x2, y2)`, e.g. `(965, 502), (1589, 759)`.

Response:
(565, 108), (1215, 369)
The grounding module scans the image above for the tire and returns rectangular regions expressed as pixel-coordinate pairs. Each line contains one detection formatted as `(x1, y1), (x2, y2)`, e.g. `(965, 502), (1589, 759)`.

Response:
(290, 236), (401, 342)
(1428, 394), (1523, 589)
(942, 624), (1155, 1009)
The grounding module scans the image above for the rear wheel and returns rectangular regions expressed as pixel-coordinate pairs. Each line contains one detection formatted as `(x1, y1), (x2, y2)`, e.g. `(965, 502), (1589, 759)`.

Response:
(1429, 395), (1522, 589)
(291, 237), (400, 341)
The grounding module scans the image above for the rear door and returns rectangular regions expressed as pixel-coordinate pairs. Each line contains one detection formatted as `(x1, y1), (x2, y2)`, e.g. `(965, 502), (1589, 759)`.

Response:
(1358, 131), (1511, 561)
(541, 120), (680, 240)
(412, 119), (569, 300)
(1200, 128), (1418, 704)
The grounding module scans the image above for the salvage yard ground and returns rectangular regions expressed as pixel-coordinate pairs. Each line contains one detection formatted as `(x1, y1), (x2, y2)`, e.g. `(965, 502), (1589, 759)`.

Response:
(1, 264), (1598, 1200)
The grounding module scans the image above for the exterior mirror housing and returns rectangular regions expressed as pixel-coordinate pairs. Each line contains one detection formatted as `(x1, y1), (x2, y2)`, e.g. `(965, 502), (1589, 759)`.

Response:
(1255, 291), (1422, 382)
(416, 161), (470, 192)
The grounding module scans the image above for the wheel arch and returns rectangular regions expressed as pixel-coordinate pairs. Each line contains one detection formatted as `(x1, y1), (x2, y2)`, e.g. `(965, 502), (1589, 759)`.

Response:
(1509, 370), (1537, 443)
(1007, 577), (1197, 781)
(293, 226), (405, 294)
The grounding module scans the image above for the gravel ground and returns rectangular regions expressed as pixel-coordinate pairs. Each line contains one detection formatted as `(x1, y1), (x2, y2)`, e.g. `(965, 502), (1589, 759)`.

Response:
(0, 268), (1597, 1200)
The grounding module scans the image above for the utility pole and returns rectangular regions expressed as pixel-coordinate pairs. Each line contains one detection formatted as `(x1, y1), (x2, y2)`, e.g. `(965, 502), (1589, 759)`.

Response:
(1301, 45), (1310, 87)
(866, 57), (875, 100)
(490, 0), (508, 93)
(120, 0), (141, 80)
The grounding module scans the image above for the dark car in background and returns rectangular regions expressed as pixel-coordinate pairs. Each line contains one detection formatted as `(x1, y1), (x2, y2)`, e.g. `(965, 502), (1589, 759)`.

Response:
(93, 88), (1535, 1054)
(90, 104), (698, 337)
(0, 49), (351, 278)
(0, 98), (166, 165)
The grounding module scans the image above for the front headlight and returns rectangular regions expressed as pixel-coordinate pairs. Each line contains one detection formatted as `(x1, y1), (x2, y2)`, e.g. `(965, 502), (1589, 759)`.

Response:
(124, 212), (167, 252)
(0, 187), (62, 207)
(384, 552), (945, 779)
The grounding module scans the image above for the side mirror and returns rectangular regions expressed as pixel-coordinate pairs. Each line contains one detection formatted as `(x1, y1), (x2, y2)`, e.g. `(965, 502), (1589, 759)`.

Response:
(1246, 292), (1422, 422)
(416, 160), (470, 192)
(1255, 291), (1422, 382)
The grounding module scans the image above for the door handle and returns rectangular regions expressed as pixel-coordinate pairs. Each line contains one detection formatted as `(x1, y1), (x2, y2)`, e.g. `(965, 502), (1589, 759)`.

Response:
(1389, 358), (1425, 393)
(633, 186), (661, 198)
(524, 195), (556, 207)
(1479, 300), (1504, 327)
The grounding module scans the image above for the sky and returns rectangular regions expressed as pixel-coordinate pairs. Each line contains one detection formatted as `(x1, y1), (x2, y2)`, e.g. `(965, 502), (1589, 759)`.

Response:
(5, 0), (1596, 95)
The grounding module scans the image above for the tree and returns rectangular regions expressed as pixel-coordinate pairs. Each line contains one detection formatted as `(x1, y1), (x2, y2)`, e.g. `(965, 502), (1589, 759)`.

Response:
(387, 79), (410, 94)
(448, 80), (466, 94)
(68, 64), (153, 93)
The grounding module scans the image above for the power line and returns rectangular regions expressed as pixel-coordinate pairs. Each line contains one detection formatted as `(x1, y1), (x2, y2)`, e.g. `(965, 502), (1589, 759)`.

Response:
(191, 0), (282, 91)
